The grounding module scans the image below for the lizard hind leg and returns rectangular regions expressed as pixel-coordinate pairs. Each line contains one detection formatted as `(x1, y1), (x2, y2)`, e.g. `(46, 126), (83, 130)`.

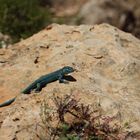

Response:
(34, 83), (42, 93)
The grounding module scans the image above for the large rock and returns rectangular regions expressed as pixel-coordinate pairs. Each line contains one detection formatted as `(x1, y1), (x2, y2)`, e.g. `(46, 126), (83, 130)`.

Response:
(49, 0), (86, 17)
(0, 24), (140, 139)
(78, 0), (140, 38)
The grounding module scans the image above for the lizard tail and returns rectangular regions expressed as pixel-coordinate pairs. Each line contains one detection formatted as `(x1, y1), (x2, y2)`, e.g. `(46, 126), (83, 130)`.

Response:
(0, 97), (16, 107)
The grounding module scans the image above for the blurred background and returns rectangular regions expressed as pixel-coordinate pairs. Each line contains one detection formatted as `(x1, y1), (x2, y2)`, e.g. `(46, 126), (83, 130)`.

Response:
(0, 0), (140, 47)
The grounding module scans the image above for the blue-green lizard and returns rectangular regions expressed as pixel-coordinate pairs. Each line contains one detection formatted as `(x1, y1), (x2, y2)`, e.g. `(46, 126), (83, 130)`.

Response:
(0, 66), (75, 107)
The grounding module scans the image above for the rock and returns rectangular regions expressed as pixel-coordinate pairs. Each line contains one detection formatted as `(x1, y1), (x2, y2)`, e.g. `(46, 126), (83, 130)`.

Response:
(78, 0), (140, 38)
(0, 23), (140, 139)
(0, 32), (12, 48)
(49, 0), (86, 17)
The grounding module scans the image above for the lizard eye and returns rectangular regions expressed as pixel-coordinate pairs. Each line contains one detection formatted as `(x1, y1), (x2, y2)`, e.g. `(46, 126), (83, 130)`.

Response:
(63, 66), (74, 74)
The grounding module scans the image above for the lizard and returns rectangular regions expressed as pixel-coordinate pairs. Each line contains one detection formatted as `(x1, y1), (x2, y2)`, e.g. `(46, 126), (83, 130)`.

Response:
(0, 66), (75, 107)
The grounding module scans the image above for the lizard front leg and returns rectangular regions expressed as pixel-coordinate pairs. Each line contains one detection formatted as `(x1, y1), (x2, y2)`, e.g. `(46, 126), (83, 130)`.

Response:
(58, 74), (69, 84)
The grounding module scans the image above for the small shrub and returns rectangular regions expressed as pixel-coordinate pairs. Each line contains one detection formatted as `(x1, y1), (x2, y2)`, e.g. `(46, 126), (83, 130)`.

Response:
(38, 94), (139, 140)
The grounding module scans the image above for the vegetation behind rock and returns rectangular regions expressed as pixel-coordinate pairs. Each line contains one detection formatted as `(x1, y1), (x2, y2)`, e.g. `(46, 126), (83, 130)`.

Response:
(0, 0), (52, 43)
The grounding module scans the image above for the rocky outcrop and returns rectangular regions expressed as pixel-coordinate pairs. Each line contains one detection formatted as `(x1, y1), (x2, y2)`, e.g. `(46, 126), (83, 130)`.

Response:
(49, 0), (86, 17)
(0, 24), (140, 139)
(78, 0), (140, 38)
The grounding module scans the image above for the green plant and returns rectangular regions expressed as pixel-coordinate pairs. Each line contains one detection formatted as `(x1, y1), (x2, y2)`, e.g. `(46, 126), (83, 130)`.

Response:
(0, 0), (52, 42)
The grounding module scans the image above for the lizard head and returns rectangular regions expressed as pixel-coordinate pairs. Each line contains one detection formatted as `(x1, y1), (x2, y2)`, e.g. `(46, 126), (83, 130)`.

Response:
(62, 66), (75, 74)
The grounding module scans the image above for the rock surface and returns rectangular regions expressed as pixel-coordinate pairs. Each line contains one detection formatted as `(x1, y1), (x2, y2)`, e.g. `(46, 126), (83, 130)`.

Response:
(0, 23), (140, 139)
